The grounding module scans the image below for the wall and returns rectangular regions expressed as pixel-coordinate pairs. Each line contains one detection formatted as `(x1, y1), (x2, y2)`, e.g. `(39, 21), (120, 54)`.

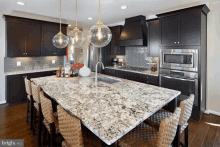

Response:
(206, 1), (220, 115)
(0, 14), (5, 104)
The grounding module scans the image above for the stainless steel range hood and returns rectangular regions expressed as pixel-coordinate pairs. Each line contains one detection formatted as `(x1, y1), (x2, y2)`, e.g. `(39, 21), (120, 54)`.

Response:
(119, 15), (148, 46)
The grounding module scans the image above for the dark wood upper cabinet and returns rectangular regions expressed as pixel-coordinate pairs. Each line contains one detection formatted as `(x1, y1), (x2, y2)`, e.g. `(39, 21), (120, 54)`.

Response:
(179, 11), (200, 46)
(160, 15), (178, 46)
(3, 15), (67, 57)
(41, 23), (67, 56)
(147, 19), (160, 57)
(110, 26), (124, 55)
(6, 20), (26, 57)
(157, 4), (209, 47)
(25, 22), (41, 56)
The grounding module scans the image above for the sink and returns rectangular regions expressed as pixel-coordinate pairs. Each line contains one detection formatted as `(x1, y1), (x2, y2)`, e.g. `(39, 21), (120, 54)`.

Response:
(93, 76), (121, 84)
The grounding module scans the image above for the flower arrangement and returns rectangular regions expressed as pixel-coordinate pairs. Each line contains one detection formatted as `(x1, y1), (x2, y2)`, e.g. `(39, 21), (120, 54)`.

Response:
(72, 63), (84, 69)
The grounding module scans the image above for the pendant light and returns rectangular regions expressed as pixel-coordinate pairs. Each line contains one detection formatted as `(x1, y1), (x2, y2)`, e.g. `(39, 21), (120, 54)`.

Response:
(68, 0), (86, 48)
(88, 0), (112, 48)
(53, 0), (69, 49)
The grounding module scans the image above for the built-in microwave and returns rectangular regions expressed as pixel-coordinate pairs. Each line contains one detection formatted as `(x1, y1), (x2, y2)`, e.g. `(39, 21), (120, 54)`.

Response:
(160, 49), (198, 72)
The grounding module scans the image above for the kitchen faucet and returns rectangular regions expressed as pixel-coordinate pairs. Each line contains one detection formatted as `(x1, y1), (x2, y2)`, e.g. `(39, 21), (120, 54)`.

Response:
(95, 62), (105, 82)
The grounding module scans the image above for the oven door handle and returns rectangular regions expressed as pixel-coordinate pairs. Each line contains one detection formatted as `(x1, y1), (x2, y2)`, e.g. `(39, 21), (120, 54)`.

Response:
(161, 75), (196, 82)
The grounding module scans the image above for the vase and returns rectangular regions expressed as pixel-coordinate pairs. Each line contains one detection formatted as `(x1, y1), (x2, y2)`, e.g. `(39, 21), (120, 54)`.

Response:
(79, 63), (91, 77)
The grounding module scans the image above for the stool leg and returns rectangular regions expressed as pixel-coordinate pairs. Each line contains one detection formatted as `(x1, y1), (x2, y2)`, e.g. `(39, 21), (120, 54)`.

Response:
(43, 124), (46, 146)
(26, 98), (30, 123)
(33, 107), (36, 136)
(185, 125), (189, 147)
(38, 105), (42, 147)
(173, 125), (181, 147)
(30, 97), (34, 130)
(50, 123), (55, 147)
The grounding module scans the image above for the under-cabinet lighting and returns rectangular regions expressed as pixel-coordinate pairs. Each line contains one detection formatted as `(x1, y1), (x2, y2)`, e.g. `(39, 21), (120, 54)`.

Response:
(88, 17), (93, 20)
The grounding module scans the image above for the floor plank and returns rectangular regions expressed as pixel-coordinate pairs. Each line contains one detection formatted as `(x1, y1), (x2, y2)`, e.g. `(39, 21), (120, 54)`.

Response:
(213, 128), (220, 147)
(1, 103), (220, 147)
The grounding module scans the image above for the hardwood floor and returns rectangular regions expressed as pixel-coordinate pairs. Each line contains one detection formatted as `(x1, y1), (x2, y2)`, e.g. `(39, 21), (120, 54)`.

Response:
(0, 103), (220, 147)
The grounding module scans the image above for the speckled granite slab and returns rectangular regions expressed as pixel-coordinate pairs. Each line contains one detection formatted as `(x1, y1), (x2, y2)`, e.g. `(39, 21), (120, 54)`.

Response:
(31, 73), (180, 145)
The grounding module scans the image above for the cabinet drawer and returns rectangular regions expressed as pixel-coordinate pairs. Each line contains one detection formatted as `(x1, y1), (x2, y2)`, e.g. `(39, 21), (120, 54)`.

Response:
(139, 74), (159, 85)
(105, 69), (115, 76)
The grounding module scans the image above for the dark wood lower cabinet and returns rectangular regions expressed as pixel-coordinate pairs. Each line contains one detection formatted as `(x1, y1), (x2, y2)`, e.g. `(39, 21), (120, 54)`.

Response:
(105, 69), (116, 76)
(6, 70), (56, 105)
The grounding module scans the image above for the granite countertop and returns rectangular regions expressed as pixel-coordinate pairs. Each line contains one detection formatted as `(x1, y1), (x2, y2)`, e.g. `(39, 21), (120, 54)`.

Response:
(31, 73), (180, 145)
(105, 66), (158, 76)
(4, 68), (58, 75)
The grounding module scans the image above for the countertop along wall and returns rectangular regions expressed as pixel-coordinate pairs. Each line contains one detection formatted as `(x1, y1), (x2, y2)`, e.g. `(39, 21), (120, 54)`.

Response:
(206, 1), (220, 115)
(0, 10), (90, 104)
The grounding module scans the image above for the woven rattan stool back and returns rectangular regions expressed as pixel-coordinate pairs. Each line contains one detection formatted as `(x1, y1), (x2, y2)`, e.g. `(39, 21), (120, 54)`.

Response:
(24, 77), (32, 95)
(31, 82), (41, 104)
(57, 105), (84, 147)
(40, 91), (54, 124)
(157, 107), (181, 147)
(179, 94), (194, 126)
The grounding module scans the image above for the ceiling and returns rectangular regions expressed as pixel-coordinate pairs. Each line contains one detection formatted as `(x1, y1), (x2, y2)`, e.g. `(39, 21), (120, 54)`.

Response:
(0, 0), (219, 26)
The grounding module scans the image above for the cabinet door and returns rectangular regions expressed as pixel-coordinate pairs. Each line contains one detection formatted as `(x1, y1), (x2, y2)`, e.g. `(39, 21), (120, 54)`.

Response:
(118, 46), (125, 55)
(6, 20), (26, 57)
(110, 26), (122, 55)
(148, 20), (160, 57)
(160, 15), (178, 46)
(7, 74), (26, 105)
(56, 26), (67, 56)
(124, 72), (140, 81)
(115, 70), (125, 78)
(179, 12), (201, 46)
(41, 23), (59, 56)
(25, 22), (41, 56)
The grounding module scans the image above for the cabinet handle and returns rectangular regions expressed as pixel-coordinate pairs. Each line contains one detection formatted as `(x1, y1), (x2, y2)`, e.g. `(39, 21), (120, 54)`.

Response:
(53, 53), (57, 54)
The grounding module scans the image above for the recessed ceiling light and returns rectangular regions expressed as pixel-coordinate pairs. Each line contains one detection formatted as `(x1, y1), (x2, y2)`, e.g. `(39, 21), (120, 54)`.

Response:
(88, 17), (93, 20)
(68, 24), (71, 27)
(17, 2), (25, 5)
(121, 6), (127, 10)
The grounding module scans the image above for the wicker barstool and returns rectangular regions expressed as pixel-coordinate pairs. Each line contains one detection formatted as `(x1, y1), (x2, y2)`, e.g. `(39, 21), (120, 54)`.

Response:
(145, 94), (194, 147)
(57, 105), (102, 147)
(24, 77), (33, 126)
(39, 91), (60, 146)
(118, 107), (181, 147)
(31, 82), (43, 146)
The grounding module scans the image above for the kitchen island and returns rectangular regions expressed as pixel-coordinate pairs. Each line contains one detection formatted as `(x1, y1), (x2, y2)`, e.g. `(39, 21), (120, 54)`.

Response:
(31, 73), (180, 145)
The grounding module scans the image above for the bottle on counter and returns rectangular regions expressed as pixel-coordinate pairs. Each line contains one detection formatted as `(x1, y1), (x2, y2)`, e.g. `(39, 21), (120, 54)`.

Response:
(59, 62), (63, 72)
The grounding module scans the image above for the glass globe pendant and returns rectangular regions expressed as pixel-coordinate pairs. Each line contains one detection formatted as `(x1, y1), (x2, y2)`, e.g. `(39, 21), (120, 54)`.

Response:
(68, 0), (86, 48)
(88, 0), (112, 48)
(52, 0), (69, 49)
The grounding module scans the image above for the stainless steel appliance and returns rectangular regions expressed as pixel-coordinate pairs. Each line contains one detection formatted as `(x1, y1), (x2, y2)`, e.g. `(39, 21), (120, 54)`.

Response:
(159, 69), (198, 106)
(160, 49), (198, 72)
(112, 58), (118, 67)
(88, 45), (104, 73)
(159, 48), (203, 121)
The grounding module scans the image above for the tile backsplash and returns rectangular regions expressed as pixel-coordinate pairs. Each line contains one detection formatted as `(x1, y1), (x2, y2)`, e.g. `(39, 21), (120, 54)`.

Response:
(125, 47), (153, 69)
(4, 56), (65, 73)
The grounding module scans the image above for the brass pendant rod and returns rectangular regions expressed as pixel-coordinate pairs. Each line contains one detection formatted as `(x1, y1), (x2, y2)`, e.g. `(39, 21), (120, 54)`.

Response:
(60, 0), (62, 33)
(76, 0), (77, 28)
(99, 0), (100, 20)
